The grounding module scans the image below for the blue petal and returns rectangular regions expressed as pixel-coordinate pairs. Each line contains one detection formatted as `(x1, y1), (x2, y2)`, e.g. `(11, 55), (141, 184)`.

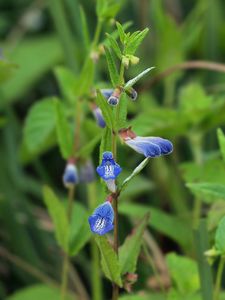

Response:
(88, 215), (114, 235)
(96, 153), (122, 180)
(101, 89), (114, 99)
(103, 151), (113, 159)
(126, 138), (161, 157)
(93, 107), (106, 128)
(147, 137), (173, 155)
(63, 164), (79, 186)
(93, 202), (114, 222)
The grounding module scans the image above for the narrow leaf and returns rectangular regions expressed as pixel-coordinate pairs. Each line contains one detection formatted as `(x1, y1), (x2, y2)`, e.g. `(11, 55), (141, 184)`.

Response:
(54, 100), (73, 159)
(79, 6), (90, 51)
(215, 216), (225, 254)
(217, 128), (225, 163)
(125, 28), (149, 55)
(120, 158), (150, 192)
(43, 186), (69, 252)
(124, 67), (155, 89)
(75, 58), (94, 96)
(96, 89), (114, 129)
(104, 46), (119, 87)
(119, 213), (150, 274)
(99, 127), (112, 164)
(116, 22), (126, 43)
(95, 235), (122, 286)
(106, 33), (122, 59)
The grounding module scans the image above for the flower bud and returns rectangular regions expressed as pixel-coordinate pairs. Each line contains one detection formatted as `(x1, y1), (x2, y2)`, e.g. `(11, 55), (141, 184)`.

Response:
(130, 55), (139, 65)
(108, 95), (119, 106)
(79, 160), (96, 183)
(63, 162), (79, 188)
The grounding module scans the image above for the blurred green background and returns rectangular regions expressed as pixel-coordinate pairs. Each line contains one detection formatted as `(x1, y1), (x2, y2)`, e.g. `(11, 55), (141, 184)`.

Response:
(1, 0), (225, 299)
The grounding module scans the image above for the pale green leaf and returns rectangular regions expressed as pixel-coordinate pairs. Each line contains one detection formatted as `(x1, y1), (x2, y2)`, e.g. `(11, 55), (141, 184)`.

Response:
(43, 186), (69, 252)
(166, 253), (200, 294)
(23, 98), (56, 153)
(215, 216), (225, 254)
(6, 284), (73, 300)
(78, 134), (101, 159)
(54, 100), (73, 159)
(119, 214), (149, 274)
(116, 22), (126, 43)
(124, 67), (155, 89)
(104, 46), (119, 87)
(79, 6), (90, 51)
(186, 182), (225, 203)
(106, 33), (122, 59)
(95, 235), (122, 286)
(75, 58), (94, 96)
(125, 28), (149, 55)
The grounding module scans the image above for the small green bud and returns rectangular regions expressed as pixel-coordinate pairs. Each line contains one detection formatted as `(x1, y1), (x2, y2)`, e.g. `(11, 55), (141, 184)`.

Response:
(130, 55), (139, 65)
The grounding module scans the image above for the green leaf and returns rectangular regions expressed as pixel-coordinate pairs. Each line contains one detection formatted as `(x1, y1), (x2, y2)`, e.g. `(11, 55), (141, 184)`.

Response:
(69, 203), (91, 256)
(43, 186), (69, 252)
(119, 294), (166, 300)
(99, 127), (112, 163)
(217, 128), (225, 163)
(119, 214), (149, 274)
(79, 6), (90, 51)
(54, 66), (77, 103)
(23, 98), (56, 153)
(0, 59), (17, 85)
(119, 203), (192, 248)
(75, 58), (94, 96)
(116, 22), (126, 43)
(120, 158), (150, 192)
(166, 253), (200, 294)
(117, 92), (128, 129)
(125, 28), (149, 55)
(124, 67), (155, 89)
(104, 46), (119, 87)
(78, 134), (101, 159)
(54, 100), (73, 159)
(215, 216), (225, 254)
(106, 33), (122, 59)
(6, 284), (73, 300)
(186, 182), (225, 203)
(95, 235), (122, 287)
(96, 89), (114, 129)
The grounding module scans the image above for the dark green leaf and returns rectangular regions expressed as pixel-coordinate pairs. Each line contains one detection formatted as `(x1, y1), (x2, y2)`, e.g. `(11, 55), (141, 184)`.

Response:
(119, 214), (149, 274)
(79, 6), (91, 51)
(215, 216), (225, 254)
(99, 127), (112, 163)
(217, 128), (225, 163)
(95, 235), (122, 286)
(54, 99), (74, 159)
(43, 186), (69, 252)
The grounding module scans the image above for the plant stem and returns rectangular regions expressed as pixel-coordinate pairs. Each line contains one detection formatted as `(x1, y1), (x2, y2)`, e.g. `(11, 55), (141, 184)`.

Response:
(61, 186), (75, 300)
(214, 256), (225, 300)
(92, 20), (102, 49)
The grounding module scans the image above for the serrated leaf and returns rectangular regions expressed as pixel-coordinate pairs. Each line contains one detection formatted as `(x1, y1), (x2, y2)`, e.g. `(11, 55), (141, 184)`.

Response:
(166, 253), (200, 294)
(215, 216), (225, 254)
(120, 158), (150, 192)
(116, 22), (126, 43)
(6, 284), (73, 300)
(106, 33), (122, 59)
(125, 28), (149, 55)
(43, 186), (69, 252)
(119, 214), (149, 274)
(119, 203), (192, 248)
(217, 128), (225, 163)
(124, 67), (155, 89)
(69, 203), (91, 256)
(54, 100), (73, 159)
(99, 127), (112, 163)
(186, 182), (225, 203)
(96, 89), (114, 129)
(79, 6), (90, 51)
(95, 235), (122, 286)
(104, 46), (119, 87)
(23, 98), (56, 153)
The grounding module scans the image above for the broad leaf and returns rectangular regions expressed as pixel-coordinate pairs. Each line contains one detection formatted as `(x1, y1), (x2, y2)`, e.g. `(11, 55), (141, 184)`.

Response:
(166, 253), (200, 294)
(95, 235), (122, 287)
(186, 182), (225, 203)
(119, 214), (149, 274)
(6, 284), (73, 300)
(215, 216), (225, 254)
(54, 100), (73, 159)
(69, 203), (91, 256)
(23, 98), (56, 153)
(104, 46), (119, 87)
(43, 186), (69, 252)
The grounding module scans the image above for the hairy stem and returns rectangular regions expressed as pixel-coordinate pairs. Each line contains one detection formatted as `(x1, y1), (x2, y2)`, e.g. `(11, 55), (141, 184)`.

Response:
(214, 256), (225, 300)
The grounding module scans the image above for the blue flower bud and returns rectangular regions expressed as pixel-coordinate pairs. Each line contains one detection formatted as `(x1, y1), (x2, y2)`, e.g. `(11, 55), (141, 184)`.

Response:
(100, 89), (114, 99)
(92, 106), (106, 128)
(96, 151), (122, 181)
(79, 160), (96, 183)
(108, 95), (119, 106)
(126, 88), (138, 101)
(88, 201), (114, 235)
(63, 163), (79, 188)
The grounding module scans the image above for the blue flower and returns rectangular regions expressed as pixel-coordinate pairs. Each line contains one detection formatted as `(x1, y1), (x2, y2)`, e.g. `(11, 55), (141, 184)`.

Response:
(88, 201), (114, 235)
(63, 163), (79, 187)
(79, 160), (96, 183)
(101, 89), (114, 99)
(125, 136), (173, 157)
(108, 95), (119, 106)
(96, 152), (122, 181)
(92, 106), (106, 128)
